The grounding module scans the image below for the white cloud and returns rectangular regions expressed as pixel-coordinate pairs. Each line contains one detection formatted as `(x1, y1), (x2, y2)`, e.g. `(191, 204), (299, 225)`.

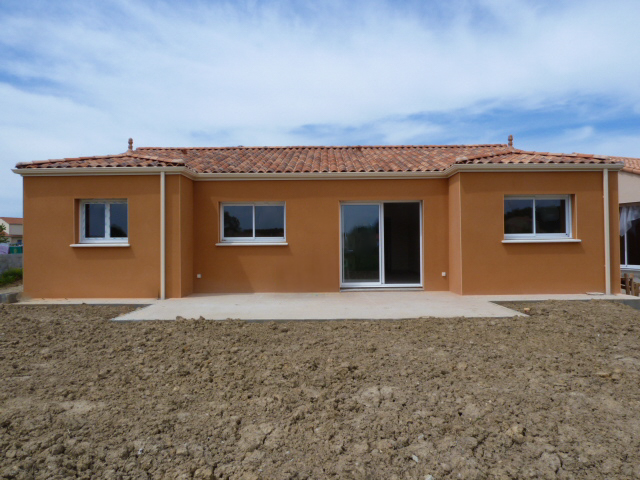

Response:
(1, 0), (640, 215)
(526, 129), (640, 159)
(560, 126), (597, 144)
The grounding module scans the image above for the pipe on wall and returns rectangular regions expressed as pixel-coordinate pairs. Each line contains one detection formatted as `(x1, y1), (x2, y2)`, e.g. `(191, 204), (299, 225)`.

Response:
(160, 171), (166, 300)
(603, 169), (611, 295)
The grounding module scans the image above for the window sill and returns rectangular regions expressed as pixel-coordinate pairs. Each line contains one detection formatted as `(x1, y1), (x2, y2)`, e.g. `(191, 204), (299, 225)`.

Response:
(70, 243), (130, 247)
(216, 242), (288, 246)
(502, 238), (581, 244)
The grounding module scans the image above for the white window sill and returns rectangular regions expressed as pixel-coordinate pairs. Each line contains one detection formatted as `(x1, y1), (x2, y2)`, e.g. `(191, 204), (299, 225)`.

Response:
(70, 243), (130, 247)
(502, 238), (581, 244)
(216, 242), (288, 246)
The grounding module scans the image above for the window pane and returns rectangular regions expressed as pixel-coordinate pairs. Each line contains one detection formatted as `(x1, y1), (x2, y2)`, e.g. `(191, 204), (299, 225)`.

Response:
(342, 204), (380, 282)
(620, 232), (626, 266)
(85, 204), (105, 238)
(224, 206), (253, 237)
(535, 199), (566, 234)
(110, 203), (128, 238)
(504, 199), (533, 234)
(627, 217), (640, 266)
(255, 205), (285, 237)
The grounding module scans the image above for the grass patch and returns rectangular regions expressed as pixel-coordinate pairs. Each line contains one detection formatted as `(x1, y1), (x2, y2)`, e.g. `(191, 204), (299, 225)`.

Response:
(0, 268), (23, 287)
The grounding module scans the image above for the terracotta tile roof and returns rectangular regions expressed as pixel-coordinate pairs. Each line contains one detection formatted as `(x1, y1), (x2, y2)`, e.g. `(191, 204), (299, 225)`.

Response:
(610, 156), (640, 175)
(15, 152), (185, 170)
(455, 151), (617, 166)
(14, 144), (622, 174)
(0, 217), (23, 225)
(138, 144), (517, 173)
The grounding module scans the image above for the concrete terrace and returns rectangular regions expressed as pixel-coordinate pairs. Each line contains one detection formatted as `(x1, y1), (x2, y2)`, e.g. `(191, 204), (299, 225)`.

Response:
(17, 291), (637, 321)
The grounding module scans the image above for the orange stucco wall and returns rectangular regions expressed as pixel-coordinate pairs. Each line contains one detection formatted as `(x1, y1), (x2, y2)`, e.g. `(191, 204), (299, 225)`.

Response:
(192, 179), (450, 293)
(179, 176), (195, 297)
(21, 170), (620, 298)
(23, 175), (162, 298)
(447, 174), (462, 294)
(456, 171), (618, 294)
(165, 175), (195, 298)
(165, 175), (181, 298)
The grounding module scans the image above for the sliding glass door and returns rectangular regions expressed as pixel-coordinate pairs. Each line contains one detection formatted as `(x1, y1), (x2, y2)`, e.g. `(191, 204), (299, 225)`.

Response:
(341, 202), (422, 287)
(341, 204), (381, 283)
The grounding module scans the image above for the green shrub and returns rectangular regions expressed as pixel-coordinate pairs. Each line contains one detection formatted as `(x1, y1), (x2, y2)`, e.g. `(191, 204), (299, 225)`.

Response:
(0, 268), (23, 286)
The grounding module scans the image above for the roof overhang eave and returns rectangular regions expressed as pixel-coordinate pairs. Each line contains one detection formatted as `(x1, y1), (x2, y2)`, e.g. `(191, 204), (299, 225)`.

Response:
(449, 162), (624, 173)
(192, 162), (625, 180)
(12, 166), (192, 177)
(11, 161), (624, 180)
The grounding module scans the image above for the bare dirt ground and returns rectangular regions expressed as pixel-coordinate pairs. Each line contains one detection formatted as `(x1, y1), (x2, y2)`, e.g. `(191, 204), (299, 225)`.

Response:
(1, 301), (640, 480)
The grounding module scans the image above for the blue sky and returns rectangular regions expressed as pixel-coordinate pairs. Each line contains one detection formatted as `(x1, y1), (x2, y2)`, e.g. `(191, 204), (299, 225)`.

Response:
(2, 0), (640, 217)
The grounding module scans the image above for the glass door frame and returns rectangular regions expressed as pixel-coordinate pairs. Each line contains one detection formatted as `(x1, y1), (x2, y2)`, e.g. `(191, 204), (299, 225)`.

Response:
(340, 200), (423, 289)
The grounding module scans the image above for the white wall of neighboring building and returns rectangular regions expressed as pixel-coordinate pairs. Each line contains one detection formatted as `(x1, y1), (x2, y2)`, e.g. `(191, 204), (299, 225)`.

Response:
(619, 172), (640, 205)
(0, 219), (23, 245)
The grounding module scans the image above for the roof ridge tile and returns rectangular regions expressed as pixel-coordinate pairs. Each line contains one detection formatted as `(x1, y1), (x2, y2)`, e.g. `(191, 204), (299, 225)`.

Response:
(136, 143), (509, 151)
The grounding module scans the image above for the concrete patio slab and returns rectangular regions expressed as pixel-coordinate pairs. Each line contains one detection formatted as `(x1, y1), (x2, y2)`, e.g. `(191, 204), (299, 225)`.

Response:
(472, 293), (632, 301)
(113, 291), (526, 321)
(19, 298), (155, 305)
(16, 291), (636, 321)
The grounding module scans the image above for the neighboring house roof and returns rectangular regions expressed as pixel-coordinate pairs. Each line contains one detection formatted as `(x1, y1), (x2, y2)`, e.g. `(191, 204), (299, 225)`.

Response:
(611, 156), (640, 175)
(0, 217), (23, 225)
(14, 144), (622, 174)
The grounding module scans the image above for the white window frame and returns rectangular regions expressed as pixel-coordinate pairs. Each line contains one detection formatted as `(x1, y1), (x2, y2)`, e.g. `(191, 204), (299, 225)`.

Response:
(620, 204), (640, 269)
(220, 202), (286, 243)
(80, 199), (129, 244)
(620, 230), (640, 269)
(339, 200), (423, 289)
(504, 195), (572, 240)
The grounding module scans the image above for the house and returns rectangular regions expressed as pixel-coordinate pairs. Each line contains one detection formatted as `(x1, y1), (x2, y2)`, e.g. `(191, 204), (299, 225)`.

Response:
(613, 156), (640, 278)
(0, 217), (23, 245)
(12, 138), (622, 299)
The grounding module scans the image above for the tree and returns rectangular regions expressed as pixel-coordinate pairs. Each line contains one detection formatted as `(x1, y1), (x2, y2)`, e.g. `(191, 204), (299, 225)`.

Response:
(0, 224), (8, 243)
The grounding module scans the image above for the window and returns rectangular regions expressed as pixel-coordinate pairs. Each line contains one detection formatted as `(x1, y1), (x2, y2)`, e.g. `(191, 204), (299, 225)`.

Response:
(221, 203), (285, 242)
(620, 204), (640, 268)
(80, 200), (128, 243)
(504, 195), (571, 239)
